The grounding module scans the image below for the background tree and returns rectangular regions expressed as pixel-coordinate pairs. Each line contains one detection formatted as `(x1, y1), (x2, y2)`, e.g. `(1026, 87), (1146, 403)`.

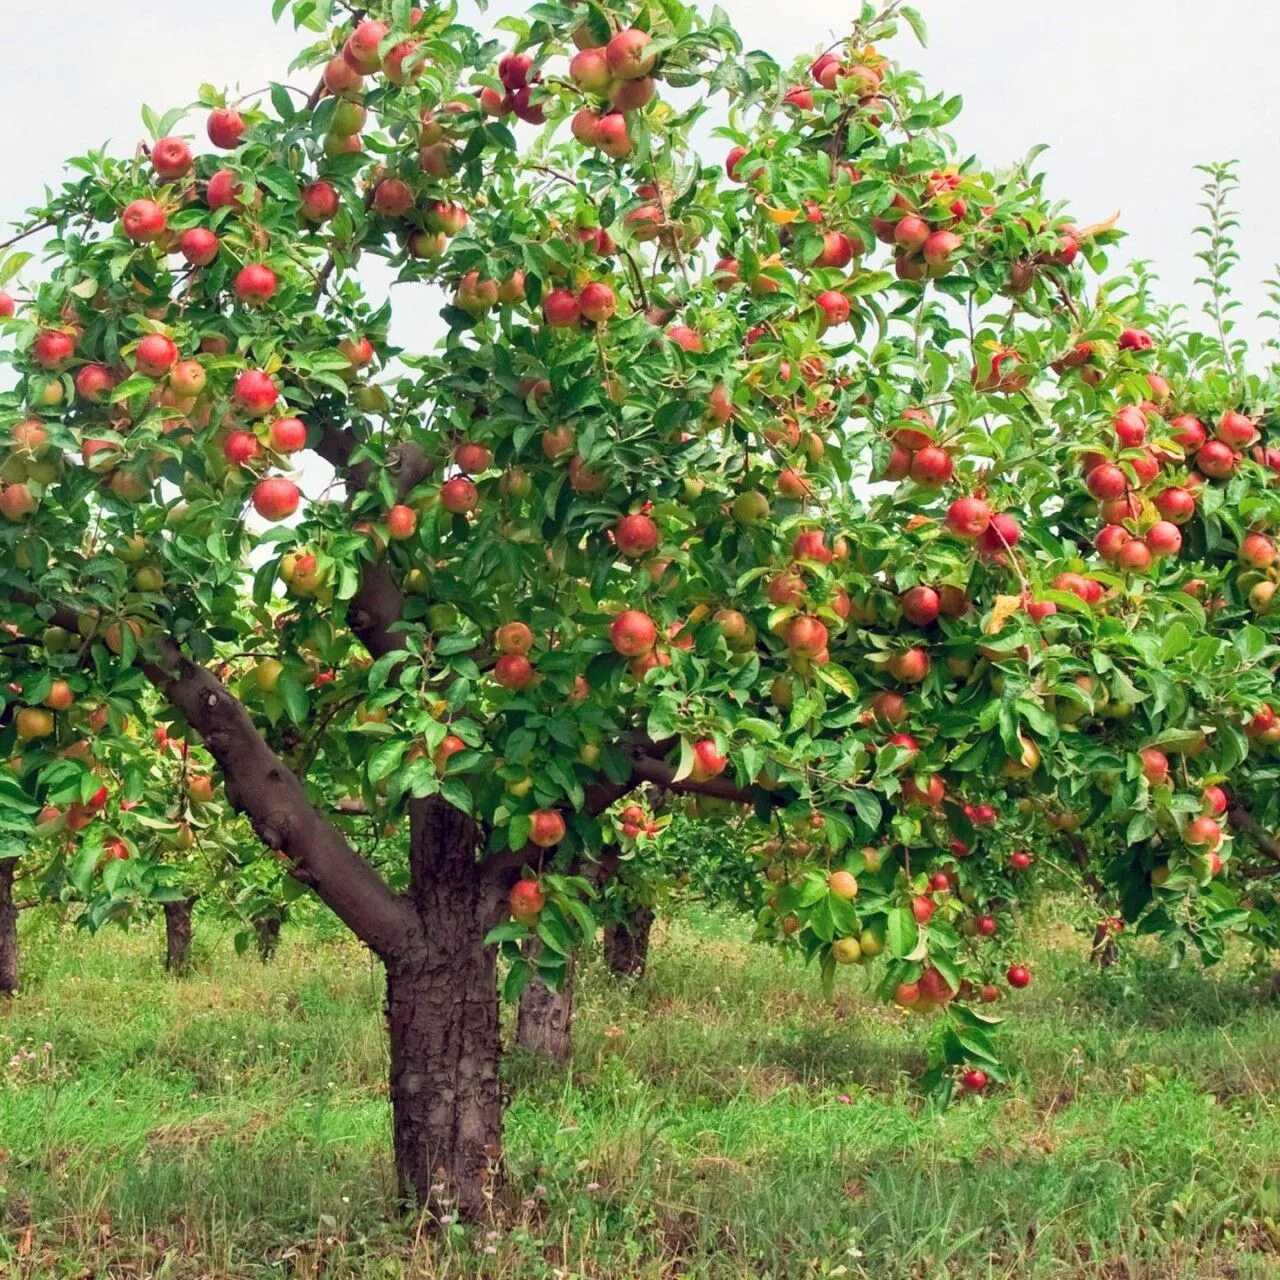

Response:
(1, 0), (1277, 1225)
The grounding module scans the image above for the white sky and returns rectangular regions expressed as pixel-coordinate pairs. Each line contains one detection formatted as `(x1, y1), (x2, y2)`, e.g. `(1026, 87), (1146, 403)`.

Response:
(2, 1), (1277, 348)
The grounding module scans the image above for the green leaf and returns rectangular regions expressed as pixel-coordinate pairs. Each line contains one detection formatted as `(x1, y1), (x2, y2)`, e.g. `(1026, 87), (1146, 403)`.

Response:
(368, 739), (407, 783)
(900, 5), (928, 44)
(886, 907), (919, 958)
(502, 959), (535, 1002)
(276, 673), (309, 726)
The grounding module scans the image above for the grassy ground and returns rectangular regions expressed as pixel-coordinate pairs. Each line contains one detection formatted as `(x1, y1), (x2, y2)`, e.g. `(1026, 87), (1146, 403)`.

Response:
(1, 907), (1278, 1279)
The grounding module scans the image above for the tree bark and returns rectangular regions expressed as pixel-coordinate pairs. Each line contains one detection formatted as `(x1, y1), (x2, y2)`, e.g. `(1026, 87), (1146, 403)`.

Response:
(253, 914), (282, 963)
(0, 858), (19, 996)
(516, 948), (575, 1063)
(604, 906), (654, 978)
(163, 898), (196, 974)
(386, 797), (506, 1222)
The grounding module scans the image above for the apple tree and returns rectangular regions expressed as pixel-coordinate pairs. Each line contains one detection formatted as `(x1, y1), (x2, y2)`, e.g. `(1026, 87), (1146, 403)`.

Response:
(1, 0), (1278, 1222)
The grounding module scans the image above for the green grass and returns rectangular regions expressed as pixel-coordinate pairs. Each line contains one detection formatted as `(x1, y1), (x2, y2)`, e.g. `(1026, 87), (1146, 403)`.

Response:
(1, 906), (1279, 1278)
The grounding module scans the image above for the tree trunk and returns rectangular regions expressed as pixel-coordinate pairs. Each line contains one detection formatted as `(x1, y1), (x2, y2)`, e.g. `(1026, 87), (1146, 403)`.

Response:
(604, 905), (653, 978)
(253, 914), (282, 963)
(1090, 922), (1118, 967)
(516, 949), (575, 1063)
(387, 797), (506, 1222)
(163, 898), (195, 974)
(0, 858), (18, 996)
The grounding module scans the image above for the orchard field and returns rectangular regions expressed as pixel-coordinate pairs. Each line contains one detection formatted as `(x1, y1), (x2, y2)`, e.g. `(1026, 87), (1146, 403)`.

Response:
(4, 0), (1280, 1275)
(2, 907), (1279, 1279)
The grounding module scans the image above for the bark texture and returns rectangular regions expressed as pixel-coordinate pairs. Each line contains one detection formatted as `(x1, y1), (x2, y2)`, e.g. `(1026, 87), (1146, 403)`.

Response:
(516, 949), (575, 1063)
(0, 858), (18, 996)
(386, 797), (506, 1222)
(163, 898), (196, 974)
(604, 906), (654, 978)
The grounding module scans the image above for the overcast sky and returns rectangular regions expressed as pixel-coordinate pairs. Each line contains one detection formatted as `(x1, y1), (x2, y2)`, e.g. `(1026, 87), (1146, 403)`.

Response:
(2, 1), (1277, 348)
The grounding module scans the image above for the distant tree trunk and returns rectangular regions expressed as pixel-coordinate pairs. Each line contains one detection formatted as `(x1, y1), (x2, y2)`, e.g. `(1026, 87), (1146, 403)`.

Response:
(163, 898), (196, 974)
(516, 948), (575, 1064)
(1090, 922), (1118, 967)
(0, 858), (18, 996)
(604, 906), (653, 978)
(253, 914), (282, 962)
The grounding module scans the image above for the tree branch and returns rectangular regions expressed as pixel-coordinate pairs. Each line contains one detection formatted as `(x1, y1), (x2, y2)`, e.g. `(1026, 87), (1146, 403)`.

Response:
(314, 425), (432, 660)
(1229, 805), (1280, 864)
(151, 643), (422, 961)
(10, 589), (421, 963)
(585, 737), (767, 816)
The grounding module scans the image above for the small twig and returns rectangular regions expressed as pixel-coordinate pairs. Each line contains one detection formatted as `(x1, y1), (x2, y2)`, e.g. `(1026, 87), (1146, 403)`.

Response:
(647, 166), (690, 289)
(304, 73), (328, 113)
(233, 84), (313, 107)
(0, 218), (55, 252)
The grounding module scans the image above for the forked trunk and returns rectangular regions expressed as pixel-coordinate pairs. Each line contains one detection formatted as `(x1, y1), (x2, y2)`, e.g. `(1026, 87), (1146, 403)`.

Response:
(516, 949), (575, 1063)
(388, 797), (505, 1222)
(604, 905), (654, 978)
(0, 858), (18, 996)
(163, 898), (195, 974)
(253, 914), (282, 963)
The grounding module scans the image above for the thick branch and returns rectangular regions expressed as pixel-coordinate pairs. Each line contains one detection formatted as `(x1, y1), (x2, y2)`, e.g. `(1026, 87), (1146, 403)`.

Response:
(152, 645), (422, 960)
(315, 426), (431, 660)
(586, 738), (765, 816)
(1229, 805), (1280, 864)
(10, 589), (421, 963)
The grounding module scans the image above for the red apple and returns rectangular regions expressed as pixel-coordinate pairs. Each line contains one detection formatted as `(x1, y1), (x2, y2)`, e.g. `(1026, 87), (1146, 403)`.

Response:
(1196, 440), (1237, 478)
(908, 446), (953, 486)
(234, 264), (278, 306)
(615, 512), (659, 557)
(252, 476), (300, 521)
(1154, 486), (1196, 524)
(529, 809), (566, 848)
(1239, 533), (1277, 568)
(900, 585), (941, 626)
(440, 476), (479, 514)
(578, 281), (617, 323)
(300, 180), (340, 223)
(689, 739), (728, 782)
(136, 334), (179, 377)
(32, 330), (75, 370)
(121, 198), (167, 242)
(269, 416), (307, 453)
(605, 28), (655, 80)
(945, 496), (992, 540)
(543, 288), (581, 328)
(233, 370), (278, 415)
(178, 227), (219, 266)
(1217, 410), (1258, 448)
(151, 136), (193, 179)
(495, 622), (533, 654)
(207, 107), (245, 150)
(206, 169), (246, 210)
(510, 878), (545, 923)
(784, 615), (829, 657)
(610, 609), (657, 657)
(75, 364), (116, 403)
(1144, 521), (1182, 558)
